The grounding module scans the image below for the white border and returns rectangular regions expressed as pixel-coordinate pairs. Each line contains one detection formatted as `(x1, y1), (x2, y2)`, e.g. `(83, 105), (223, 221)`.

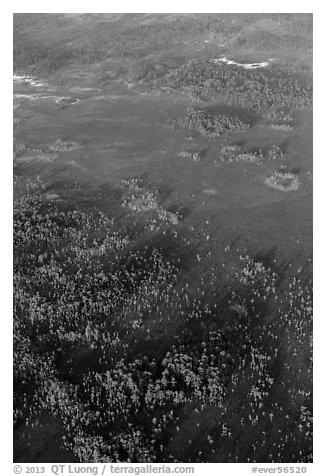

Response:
(2, 4), (323, 475)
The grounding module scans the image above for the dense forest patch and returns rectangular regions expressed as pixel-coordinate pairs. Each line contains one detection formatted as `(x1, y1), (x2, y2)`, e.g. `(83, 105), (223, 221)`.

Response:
(14, 179), (312, 463)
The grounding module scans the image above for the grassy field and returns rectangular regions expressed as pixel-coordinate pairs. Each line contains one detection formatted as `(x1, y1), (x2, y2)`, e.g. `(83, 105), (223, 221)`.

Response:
(13, 13), (312, 463)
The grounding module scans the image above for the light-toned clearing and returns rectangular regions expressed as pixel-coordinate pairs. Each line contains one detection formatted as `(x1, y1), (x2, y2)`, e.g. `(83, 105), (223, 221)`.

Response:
(14, 93), (69, 102)
(203, 189), (217, 195)
(14, 93), (80, 106)
(69, 87), (100, 92)
(45, 193), (60, 200)
(213, 57), (274, 69)
(16, 153), (58, 163)
(13, 75), (46, 87)
(267, 124), (294, 132)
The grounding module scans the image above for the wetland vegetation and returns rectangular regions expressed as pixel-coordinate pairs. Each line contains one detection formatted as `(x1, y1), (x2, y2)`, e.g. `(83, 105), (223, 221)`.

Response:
(13, 13), (313, 464)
